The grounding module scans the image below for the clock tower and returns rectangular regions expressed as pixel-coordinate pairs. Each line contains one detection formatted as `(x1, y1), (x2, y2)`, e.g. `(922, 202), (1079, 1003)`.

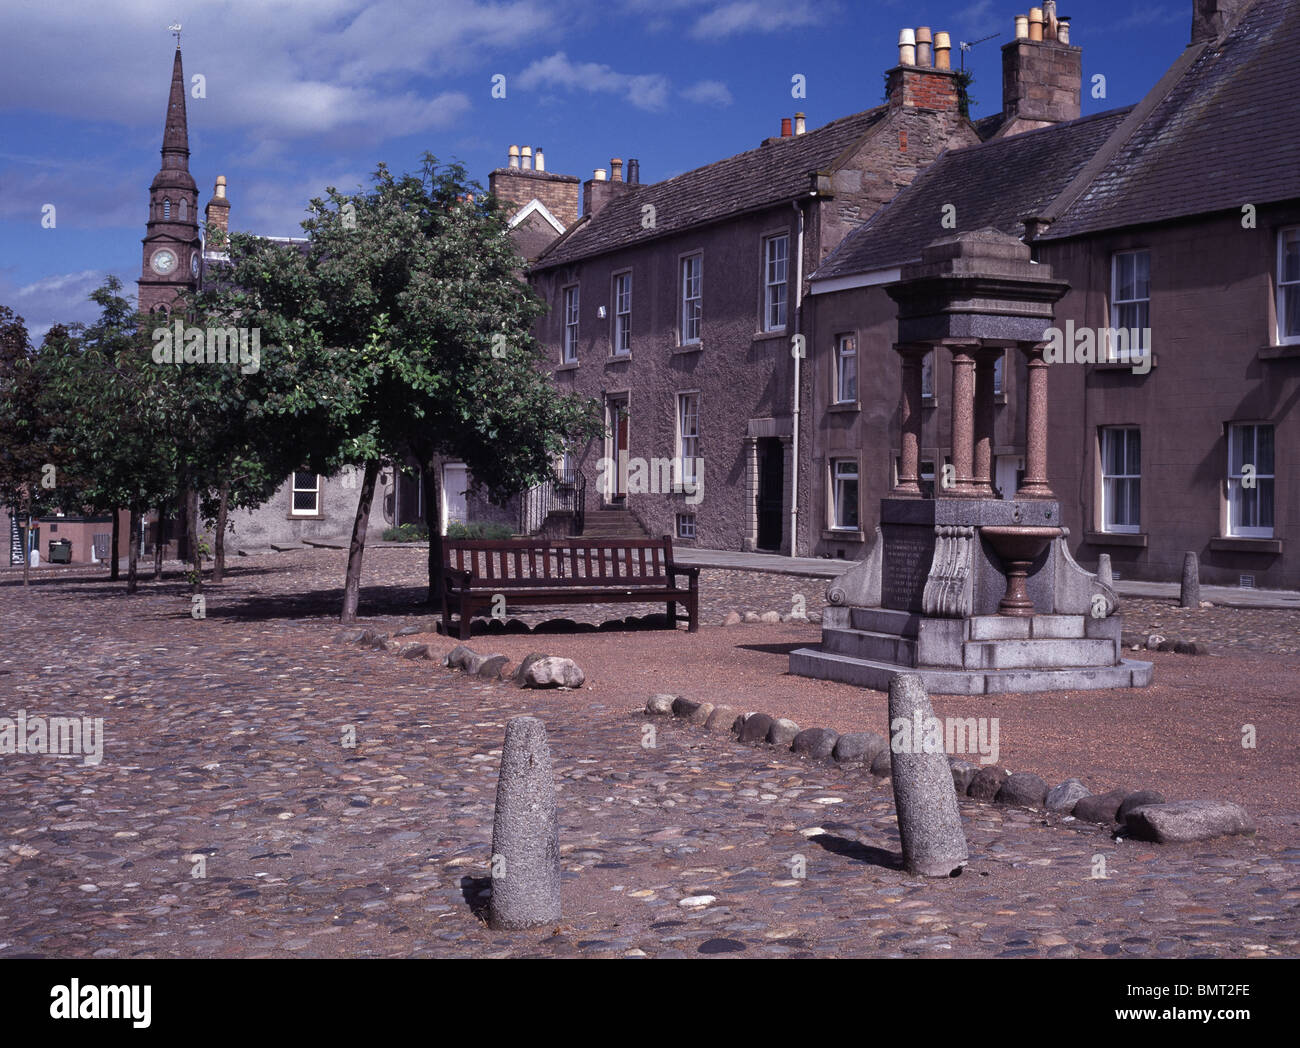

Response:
(138, 46), (201, 315)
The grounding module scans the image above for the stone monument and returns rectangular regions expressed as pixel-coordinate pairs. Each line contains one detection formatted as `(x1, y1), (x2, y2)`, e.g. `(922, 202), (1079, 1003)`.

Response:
(791, 230), (1152, 694)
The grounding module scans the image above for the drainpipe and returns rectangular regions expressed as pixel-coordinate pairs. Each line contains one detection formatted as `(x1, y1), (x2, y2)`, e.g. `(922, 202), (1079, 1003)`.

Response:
(790, 198), (805, 556)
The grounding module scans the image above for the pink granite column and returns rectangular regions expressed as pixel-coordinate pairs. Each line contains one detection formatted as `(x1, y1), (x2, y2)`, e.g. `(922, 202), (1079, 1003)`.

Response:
(891, 344), (927, 498)
(972, 346), (1000, 498)
(946, 343), (979, 497)
(1016, 342), (1055, 499)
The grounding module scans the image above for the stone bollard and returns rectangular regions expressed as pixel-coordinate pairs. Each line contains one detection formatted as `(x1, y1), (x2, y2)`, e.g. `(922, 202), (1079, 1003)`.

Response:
(1180, 551), (1200, 608)
(888, 673), (968, 877)
(1096, 553), (1113, 589)
(487, 716), (561, 929)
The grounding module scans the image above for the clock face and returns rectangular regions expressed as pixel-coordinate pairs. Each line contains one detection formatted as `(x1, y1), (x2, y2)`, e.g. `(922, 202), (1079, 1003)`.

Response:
(191, 253), (200, 278)
(151, 249), (177, 275)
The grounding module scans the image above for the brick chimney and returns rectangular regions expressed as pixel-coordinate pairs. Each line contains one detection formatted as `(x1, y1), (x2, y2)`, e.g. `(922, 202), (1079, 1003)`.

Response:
(488, 145), (580, 228)
(1191, 0), (1253, 44)
(204, 175), (230, 248)
(886, 24), (961, 112)
(1000, 3), (1081, 135)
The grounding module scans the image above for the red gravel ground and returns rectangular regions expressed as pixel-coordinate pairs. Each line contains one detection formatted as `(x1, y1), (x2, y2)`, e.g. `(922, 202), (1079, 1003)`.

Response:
(412, 623), (1300, 835)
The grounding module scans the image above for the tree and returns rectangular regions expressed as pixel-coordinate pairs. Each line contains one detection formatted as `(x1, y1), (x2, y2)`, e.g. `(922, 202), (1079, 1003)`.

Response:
(208, 155), (601, 622)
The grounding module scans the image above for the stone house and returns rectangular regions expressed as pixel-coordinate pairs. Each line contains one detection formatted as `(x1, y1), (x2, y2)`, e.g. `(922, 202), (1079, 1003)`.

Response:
(805, 0), (1300, 587)
(522, 35), (980, 552)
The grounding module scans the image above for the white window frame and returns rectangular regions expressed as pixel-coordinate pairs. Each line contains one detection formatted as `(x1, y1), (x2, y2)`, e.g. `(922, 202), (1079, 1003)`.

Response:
(1277, 226), (1300, 346)
(830, 458), (860, 532)
(676, 392), (700, 487)
(1099, 427), (1141, 534)
(834, 333), (857, 404)
(562, 284), (579, 364)
(680, 253), (702, 346)
(613, 271), (632, 356)
(1228, 423), (1275, 538)
(763, 234), (789, 332)
(290, 471), (321, 516)
(1109, 249), (1151, 359)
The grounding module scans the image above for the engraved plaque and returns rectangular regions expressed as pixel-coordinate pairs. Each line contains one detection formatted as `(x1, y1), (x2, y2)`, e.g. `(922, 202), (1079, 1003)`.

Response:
(881, 523), (936, 612)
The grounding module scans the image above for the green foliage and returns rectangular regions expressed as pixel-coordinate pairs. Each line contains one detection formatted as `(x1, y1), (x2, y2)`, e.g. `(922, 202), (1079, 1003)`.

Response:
(954, 69), (976, 119)
(446, 521), (514, 540)
(382, 522), (429, 542)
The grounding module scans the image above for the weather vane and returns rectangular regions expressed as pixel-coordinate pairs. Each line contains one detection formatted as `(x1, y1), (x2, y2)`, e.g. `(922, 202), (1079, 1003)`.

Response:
(169, 22), (183, 47)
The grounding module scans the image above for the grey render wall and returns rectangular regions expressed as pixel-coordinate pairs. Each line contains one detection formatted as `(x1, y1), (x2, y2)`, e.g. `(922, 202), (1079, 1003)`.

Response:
(226, 467), (389, 550)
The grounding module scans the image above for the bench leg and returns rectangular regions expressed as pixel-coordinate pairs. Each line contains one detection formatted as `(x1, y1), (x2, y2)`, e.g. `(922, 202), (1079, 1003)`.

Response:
(442, 593), (453, 637)
(687, 581), (699, 633)
(666, 601), (676, 629)
(459, 594), (473, 640)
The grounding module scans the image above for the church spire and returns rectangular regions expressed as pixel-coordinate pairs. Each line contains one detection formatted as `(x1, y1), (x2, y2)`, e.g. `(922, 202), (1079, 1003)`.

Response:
(160, 46), (190, 171)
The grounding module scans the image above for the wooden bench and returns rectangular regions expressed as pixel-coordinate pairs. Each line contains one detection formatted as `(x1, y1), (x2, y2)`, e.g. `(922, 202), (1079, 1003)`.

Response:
(441, 536), (699, 640)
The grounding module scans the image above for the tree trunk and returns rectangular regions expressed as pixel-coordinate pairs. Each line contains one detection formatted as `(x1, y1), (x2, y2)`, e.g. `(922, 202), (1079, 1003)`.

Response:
(186, 487), (202, 594)
(126, 506), (141, 594)
(153, 505), (165, 580)
(109, 507), (120, 581)
(340, 459), (380, 624)
(22, 500), (31, 587)
(421, 457), (444, 606)
(212, 481), (229, 583)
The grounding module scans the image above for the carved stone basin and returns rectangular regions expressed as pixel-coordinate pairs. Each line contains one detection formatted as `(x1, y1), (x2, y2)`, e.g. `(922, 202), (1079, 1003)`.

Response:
(981, 526), (1061, 617)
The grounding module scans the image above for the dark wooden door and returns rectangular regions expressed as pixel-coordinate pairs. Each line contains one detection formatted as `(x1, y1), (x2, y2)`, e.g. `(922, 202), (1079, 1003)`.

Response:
(757, 437), (784, 551)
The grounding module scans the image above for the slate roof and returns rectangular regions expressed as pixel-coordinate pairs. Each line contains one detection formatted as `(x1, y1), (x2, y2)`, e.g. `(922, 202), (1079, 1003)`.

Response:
(532, 107), (890, 270)
(1043, 0), (1300, 239)
(813, 107), (1131, 280)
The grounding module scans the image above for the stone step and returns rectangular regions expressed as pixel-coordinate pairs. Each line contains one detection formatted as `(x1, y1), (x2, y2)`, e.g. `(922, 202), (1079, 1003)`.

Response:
(789, 647), (1153, 695)
(963, 637), (1117, 670)
(967, 614), (1087, 640)
(848, 607), (921, 637)
(822, 627), (918, 665)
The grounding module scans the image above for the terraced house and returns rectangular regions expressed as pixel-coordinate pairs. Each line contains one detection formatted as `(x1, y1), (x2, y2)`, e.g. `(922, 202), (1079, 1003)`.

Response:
(806, 0), (1300, 588)
(521, 29), (980, 554)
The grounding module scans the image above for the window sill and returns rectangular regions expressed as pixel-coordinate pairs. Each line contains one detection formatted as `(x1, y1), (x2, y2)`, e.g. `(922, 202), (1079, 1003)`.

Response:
(556, 362), (580, 372)
(1209, 536), (1282, 553)
(673, 344), (703, 356)
(823, 529), (864, 542)
(606, 354), (631, 363)
(1084, 531), (1148, 548)
(752, 329), (789, 343)
(828, 402), (859, 413)
(288, 513), (325, 521)
(1258, 343), (1300, 360)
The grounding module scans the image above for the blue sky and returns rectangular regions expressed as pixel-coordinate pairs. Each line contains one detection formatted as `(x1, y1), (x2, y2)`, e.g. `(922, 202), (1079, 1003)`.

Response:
(1, 0), (1195, 339)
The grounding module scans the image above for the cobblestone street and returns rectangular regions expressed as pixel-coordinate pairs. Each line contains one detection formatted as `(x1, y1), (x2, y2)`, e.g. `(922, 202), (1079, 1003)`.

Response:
(1, 552), (1297, 958)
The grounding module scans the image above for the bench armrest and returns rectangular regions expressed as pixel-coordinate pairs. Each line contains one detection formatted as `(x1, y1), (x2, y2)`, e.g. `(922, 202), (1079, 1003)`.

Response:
(667, 564), (700, 584)
(443, 567), (473, 589)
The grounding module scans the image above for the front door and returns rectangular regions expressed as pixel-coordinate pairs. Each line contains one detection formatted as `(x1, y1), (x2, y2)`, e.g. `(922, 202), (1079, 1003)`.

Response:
(607, 397), (629, 503)
(756, 437), (784, 551)
(442, 464), (468, 531)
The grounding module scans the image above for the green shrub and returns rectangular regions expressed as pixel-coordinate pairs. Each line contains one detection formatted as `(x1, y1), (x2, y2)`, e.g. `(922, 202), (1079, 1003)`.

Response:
(382, 522), (429, 542)
(446, 521), (514, 539)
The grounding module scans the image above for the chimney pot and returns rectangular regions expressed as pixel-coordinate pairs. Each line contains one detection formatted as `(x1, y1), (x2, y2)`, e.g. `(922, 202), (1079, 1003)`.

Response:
(916, 26), (933, 67)
(781, 117), (792, 137)
(215, 174), (227, 200)
(627, 158), (640, 184)
(1057, 17), (1070, 44)
(535, 147), (545, 172)
(521, 145), (533, 170)
(1043, 0), (1058, 40)
(508, 144), (520, 169)
(1028, 7), (1044, 41)
(1015, 14), (1029, 38)
(898, 27), (917, 65)
(594, 168), (607, 181)
(794, 112), (806, 135)
(610, 157), (623, 182)
(934, 32), (952, 70)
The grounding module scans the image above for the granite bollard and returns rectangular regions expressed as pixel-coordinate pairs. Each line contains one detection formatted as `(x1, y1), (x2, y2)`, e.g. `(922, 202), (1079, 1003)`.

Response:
(488, 716), (561, 930)
(1180, 551), (1200, 609)
(1096, 553), (1113, 589)
(888, 673), (968, 877)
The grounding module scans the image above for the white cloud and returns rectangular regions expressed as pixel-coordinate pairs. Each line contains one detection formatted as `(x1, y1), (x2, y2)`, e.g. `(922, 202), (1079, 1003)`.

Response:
(681, 80), (733, 107)
(1, 269), (113, 342)
(689, 1), (830, 39)
(518, 52), (671, 111)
